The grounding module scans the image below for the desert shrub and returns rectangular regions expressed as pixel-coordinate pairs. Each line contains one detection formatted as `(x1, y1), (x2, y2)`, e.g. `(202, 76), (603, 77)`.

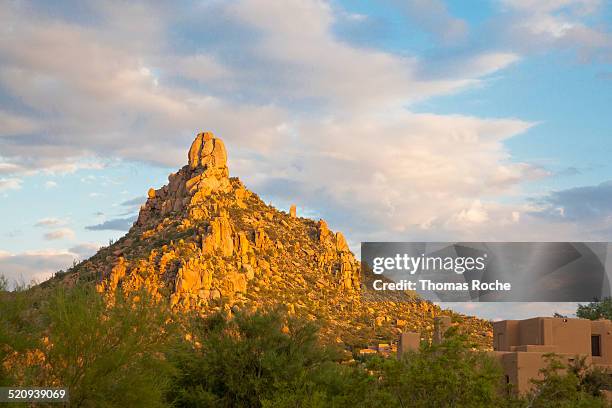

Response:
(261, 361), (393, 408)
(566, 355), (612, 397)
(168, 310), (394, 408)
(525, 354), (607, 408)
(0, 274), (8, 291)
(0, 286), (177, 407)
(4, 289), (612, 408)
(375, 327), (509, 408)
(0, 286), (44, 388)
(169, 310), (327, 407)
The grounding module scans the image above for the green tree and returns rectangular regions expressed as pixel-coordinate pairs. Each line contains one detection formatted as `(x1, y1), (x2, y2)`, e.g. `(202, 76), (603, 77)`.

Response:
(568, 356), (612, 398)
(576, 298), (612, 320)
(0, 286), (42, 389)
(261, 360), (394, 408)
(168, 310), (392, 408)
(377, 327), (509, 408)
(525, 353), (607, 408)
(0, 286), (177, 407)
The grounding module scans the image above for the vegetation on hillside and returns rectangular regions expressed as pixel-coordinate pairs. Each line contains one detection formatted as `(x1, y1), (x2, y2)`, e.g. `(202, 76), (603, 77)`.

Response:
(1, 283), (610, 407)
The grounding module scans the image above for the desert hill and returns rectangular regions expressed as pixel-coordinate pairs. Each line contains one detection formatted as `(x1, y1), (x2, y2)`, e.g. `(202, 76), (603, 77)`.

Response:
(57, 132), (492, 349)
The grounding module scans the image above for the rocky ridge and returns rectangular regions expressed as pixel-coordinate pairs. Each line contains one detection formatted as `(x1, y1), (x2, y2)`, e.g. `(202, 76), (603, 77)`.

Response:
(62, 132), (492, 349)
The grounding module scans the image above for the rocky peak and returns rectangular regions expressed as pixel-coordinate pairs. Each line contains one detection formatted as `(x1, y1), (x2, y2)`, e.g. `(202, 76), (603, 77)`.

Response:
(71, 130), (491, 349)
(188, 131), (228, 173)
(136, 132), (232, 227)
(99, 131), (362, 311)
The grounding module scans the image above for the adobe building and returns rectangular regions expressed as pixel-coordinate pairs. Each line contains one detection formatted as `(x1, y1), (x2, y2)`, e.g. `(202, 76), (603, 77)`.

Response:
(491, 317), (612, 394)
(397, 316), (451, 359)
(397, 331), (420, 359)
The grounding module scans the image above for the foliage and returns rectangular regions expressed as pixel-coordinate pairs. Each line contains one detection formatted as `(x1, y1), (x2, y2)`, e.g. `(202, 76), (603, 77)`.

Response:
(568, 356), (612, 397)
(167, 310), (389, 408)
(375, 327), (510, 408)
(576, 297), (612, 321)
(0, 274), (8, 291)
(524, 353), (608, 407)
(0, 286), (177, 407)
(2, 289), (612, 407)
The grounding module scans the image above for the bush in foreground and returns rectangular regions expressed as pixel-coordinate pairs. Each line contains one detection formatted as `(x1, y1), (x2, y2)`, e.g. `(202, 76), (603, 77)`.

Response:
(524, 354), (609, 408)
(1, 284), (611, 407)
(167, 310), (392, 408)
(0, 286), (177, 407)
(373, 327), (509, 408)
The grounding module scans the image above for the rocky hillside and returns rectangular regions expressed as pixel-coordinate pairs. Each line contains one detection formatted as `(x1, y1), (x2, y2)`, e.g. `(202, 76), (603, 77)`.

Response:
(57, 132), (492, 349)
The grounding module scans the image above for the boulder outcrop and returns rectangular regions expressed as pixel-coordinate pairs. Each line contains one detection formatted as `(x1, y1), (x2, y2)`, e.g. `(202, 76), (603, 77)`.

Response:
(78, 130), (491, 350)
(136, 132), (231, 226)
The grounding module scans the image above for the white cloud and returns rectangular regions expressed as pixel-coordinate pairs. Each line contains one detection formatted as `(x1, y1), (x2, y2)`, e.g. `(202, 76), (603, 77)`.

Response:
(221, 0), (515, 110)
(68, 243), (101, 259)
(40, 160), (106, 176)
(0, 0), (602, 255)
(35, 217), (68, 227)
(43, 228), (75, 241)
(0, 249), (75, 288)
(496, 0), (612, 59)
(501, 0), (602, 15)
(44, 180), (58, 189)
(452, 200), (490, 226)
(236, 111), (537, 241)
(0, 162), (20, 174)
(0, 177), (22, 192)
(0, 244), (104, 289)
(169, 54), (232, 83)
(0, 0), (529, 238)
(0, 0), (524, 178)
(0, 110), (40, 136)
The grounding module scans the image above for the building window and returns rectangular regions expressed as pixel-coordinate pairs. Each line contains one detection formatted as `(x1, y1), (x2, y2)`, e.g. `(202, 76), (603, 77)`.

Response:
(592, 335), (601, 357)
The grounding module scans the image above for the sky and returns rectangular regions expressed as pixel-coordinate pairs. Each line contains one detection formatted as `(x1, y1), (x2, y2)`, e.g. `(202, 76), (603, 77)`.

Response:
(1, 0), (612, 320)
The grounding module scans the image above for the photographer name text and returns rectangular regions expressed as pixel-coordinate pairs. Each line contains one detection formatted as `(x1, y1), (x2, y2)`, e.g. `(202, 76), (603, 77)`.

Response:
(372, 279), (511, 292)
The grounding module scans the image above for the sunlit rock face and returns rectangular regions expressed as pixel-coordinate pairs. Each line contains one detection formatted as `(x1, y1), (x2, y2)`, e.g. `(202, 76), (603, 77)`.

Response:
(65, 131), (491, 348)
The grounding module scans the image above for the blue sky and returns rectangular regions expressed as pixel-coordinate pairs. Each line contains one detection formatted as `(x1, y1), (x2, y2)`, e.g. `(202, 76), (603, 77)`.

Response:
(1, 0), (612, 320)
